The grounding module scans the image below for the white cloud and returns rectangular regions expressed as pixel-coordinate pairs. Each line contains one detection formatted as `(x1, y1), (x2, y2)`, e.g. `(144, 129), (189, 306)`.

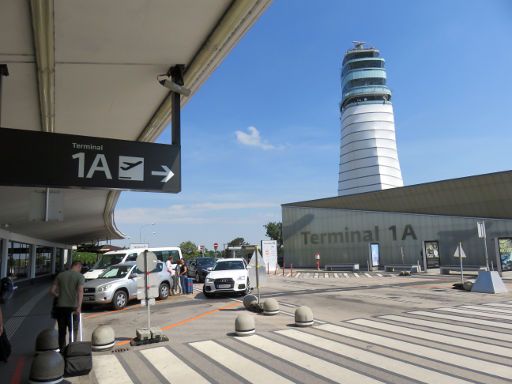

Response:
(235, 126), (276, 150)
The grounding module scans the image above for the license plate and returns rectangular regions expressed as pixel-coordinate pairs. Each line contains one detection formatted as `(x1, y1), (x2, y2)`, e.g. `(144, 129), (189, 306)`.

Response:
(218, 284), (231, 289)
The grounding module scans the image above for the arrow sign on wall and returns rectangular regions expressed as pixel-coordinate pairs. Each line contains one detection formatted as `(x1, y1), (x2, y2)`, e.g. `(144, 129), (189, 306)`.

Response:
(151, 165), (174, 183)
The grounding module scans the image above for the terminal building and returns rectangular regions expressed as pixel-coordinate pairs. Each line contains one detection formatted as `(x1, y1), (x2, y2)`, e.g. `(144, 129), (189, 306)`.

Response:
(283, 43), (512, 272)
(283, 171), (512, 271)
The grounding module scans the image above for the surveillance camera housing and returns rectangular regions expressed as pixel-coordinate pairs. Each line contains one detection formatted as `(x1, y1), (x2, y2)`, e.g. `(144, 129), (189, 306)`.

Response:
(159, 78), (191, 97)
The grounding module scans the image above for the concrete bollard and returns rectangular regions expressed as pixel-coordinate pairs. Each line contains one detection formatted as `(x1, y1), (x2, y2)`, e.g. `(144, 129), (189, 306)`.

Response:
(295, 306), (314, 327)
(243, 294), (258, 309)
(262, 298), (279, 316)
(463, 280), (473, 291)
(35, 329), (59, 353)
(28, 351), (64, 384)
(399, 271), (411, 276)
(92, 325), (116, 351)
(235, 313), (255, 336)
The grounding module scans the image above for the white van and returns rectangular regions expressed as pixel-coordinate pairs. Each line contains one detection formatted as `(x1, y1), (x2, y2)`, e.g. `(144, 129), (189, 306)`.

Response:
(83, 246), (182, 280)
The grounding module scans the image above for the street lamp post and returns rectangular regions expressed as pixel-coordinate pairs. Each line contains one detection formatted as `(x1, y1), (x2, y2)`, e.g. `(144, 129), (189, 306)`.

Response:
(139, 223), (155, 243)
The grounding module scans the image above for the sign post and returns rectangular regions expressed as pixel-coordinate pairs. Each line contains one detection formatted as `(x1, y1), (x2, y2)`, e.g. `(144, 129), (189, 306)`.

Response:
(454, 242), (466, 286)
(315, 252), (320, 271)
(477, 221), (489, 270)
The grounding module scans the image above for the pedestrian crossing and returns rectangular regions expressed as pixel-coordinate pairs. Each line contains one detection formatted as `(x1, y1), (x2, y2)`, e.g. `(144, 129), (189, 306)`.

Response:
(269, 271), (392, 279)
(92, 300), (512, 384)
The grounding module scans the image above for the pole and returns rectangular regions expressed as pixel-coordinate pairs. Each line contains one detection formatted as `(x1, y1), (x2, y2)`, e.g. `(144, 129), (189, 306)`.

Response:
(144, 250), (150, 329)
(0, 64), (9, 126)
(482, 221), (489, 270)
(459, 242), (464, 286)
(255, 247), (260, 304)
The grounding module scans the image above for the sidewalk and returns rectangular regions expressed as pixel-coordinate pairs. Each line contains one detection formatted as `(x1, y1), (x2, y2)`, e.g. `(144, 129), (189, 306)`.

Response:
(1, 277), (55, 384)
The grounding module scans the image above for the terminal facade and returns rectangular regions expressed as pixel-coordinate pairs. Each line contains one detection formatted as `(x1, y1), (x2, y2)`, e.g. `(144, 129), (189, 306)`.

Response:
(283, 171), (512, 271)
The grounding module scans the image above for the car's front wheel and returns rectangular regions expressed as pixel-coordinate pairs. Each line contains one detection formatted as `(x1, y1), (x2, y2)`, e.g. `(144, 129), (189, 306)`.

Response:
(159, 282), (170, 300)
(113, 290), (128, 310)
(203, 285), (214, 298)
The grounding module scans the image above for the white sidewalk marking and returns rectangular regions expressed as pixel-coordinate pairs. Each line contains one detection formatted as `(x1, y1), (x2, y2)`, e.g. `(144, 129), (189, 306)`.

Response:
(141, 346), (209, 384)
(343, 273), (349, 278)
(93, 355), (133, 384)
(436, 307), (512, 321)
(461, 305), (512, 315)
(278, 329), (472, 384)
(239, 334), (383, 384)
(376, 273), (383, 277)
(353, 273), (360, 278)
(314, 273), (319, 278)
(317, 324), (512, 379)
(483, 303), (512, 309)
(349, 318), (512, 358)
(381, 314), (512, 342)
(191, 340), (293, 384)
(295, 272), (301, 278)
(410, 310), (512, 329)
(364, 273), (372, 278)
(334, 273), (340, 278)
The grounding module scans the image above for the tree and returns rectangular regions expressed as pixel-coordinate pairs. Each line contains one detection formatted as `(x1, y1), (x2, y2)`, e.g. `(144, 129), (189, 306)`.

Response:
(228, 237), (247, 247)
(263, 222), (282, 246)
(179, 241), (199, 260)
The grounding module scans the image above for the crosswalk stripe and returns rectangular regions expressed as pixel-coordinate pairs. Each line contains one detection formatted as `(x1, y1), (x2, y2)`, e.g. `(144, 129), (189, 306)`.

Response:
(334, 273), (340, 278)
(141, 346), (209, 384)
(314, 273), (318, 278)
(190, 340), (294, 384)
(353, 273), (360, 278)
(461, 305), (512, 315)
(93, 354), (133, 384)
(317, 324), (512, 379)
(364, 273), (372, 278)
(239, 334), (383, 384)
(376, 273), (383, 277)
(348, 318), (512, 358)
(380, 314), (512, 342)
(410, 310), (512, 329)
(278, 329), (472, 384)
(285, 273), (290, 277)
(483, 303), (512, 309)
(295, 272), (301, 278)
(436, 307), (512, 321)
(343, 273), (349, 278)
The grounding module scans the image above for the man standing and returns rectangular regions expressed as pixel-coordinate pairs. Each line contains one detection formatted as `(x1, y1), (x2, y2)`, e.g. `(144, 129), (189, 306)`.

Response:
(166, 256), (178, 295)
(50, 261), (84, 351)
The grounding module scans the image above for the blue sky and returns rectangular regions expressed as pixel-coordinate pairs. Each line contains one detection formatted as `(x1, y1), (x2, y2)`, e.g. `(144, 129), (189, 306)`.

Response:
(112, 0), (512, 249)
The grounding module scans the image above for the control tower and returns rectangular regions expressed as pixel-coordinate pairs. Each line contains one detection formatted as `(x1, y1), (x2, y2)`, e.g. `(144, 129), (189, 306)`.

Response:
(338, 42), (403, 196)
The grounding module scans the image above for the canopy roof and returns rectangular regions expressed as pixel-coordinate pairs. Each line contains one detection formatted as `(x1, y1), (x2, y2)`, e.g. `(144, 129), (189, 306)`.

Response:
(284, 170), (512, 220)
(0, 0), (271, 245)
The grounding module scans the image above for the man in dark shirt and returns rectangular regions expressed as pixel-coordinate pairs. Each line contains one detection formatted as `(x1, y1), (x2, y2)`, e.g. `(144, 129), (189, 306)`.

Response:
(50, 261), (84, 351)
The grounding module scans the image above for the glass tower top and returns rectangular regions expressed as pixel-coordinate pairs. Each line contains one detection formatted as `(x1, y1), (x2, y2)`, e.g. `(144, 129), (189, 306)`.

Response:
(340, 41), (391, 111)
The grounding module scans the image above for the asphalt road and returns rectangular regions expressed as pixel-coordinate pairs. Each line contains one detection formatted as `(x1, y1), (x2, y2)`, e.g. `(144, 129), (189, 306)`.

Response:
(71, 271), (512, 384)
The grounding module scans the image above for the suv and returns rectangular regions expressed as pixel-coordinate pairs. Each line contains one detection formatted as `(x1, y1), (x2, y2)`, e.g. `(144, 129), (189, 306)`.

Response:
(187, 257), (216, 283)
(82, 261), (171, 310)
(203, 258), (250, 298)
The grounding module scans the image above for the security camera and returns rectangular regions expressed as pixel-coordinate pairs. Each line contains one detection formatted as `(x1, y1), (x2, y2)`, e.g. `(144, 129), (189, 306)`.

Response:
(158, 77), (191, 96)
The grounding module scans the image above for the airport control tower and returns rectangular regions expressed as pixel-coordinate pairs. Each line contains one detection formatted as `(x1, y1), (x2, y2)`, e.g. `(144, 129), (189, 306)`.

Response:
(338, 42), (403, 196)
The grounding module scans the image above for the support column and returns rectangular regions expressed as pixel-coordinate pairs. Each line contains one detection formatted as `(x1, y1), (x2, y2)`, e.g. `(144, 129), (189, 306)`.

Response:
(66, 248), (73, 269)
(30, 244), (37, 279)
(59, 249), (65, 272)
(50, 247), (56, 275)
(0, 238), (8, 278)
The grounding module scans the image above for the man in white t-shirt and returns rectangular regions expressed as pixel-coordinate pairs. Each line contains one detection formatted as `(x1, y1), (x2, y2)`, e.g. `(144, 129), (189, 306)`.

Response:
(166, 256), (178, 294)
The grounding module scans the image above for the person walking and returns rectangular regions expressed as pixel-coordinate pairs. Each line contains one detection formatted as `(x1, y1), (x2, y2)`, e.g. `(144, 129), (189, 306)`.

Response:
(166, 256), (178, 295)
(50, 261), (84, 352)
(175, 259), (187, 294)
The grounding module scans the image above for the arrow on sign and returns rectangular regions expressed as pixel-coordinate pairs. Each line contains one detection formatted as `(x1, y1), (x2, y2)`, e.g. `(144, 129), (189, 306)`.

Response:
(151, 165), (174, 183)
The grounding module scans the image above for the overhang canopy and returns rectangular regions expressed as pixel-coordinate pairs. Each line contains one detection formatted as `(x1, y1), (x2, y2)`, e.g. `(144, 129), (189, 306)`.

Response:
(284, 170), (512, 220)
(0, 0), (271, 245)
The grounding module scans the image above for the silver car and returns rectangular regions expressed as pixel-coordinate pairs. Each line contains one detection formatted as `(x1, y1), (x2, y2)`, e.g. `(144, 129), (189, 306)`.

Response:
(82, 261), (171, 310)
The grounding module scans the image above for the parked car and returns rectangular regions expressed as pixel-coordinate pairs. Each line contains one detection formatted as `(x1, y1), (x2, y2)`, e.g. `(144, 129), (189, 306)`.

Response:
(202, 258), (250, 298)
(83, 246), (182, 280)
(82, 261), (171, 310)
(187, 257), (216, 282)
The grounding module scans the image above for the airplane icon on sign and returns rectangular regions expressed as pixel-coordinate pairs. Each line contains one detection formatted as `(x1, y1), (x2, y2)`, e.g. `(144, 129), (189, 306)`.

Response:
(120, 160), (143, 171)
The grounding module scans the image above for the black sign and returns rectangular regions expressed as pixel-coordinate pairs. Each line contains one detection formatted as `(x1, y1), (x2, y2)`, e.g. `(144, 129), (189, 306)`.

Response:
(0, 127), (181, 193)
